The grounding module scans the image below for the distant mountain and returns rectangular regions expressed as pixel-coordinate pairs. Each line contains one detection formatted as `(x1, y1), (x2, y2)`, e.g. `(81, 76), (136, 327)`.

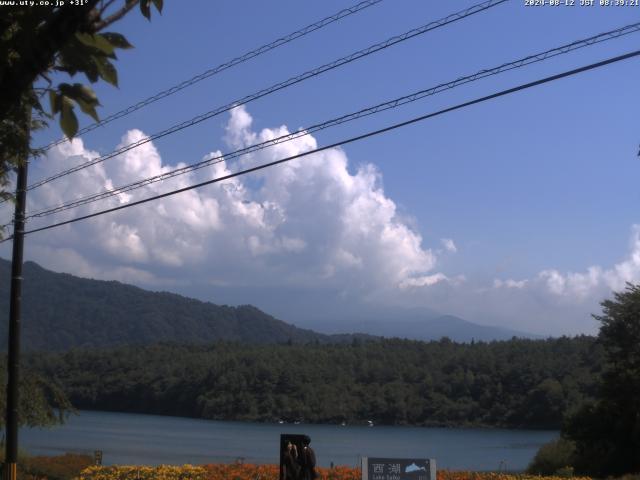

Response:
(197, 287), (539, 342)
(294, 307), (539, 342)
(339, 314), (539, 342)
(0, 259), (373, 351)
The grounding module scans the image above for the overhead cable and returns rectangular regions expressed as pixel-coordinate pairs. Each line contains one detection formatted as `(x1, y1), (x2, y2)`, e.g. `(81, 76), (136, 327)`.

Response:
(23, 20), (640, 221)
(4, 48), (637, 241)
(25, 0), (508, 192)
(38, 0), (384, 152)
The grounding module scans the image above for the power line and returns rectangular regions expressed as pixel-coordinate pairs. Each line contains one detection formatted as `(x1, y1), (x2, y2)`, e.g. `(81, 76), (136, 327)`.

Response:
(38, 0), (384, 152)
(24, 0), (508, 192)
(22, 20), (640, 221)
(5, 48), (637, 242)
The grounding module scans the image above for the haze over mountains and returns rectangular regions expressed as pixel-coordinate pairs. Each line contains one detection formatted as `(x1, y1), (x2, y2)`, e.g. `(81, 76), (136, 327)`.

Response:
(0, 258), (536, 351)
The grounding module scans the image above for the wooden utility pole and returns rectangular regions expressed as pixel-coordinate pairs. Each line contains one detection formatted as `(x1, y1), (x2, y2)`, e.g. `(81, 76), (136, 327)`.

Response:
(4, 111), (29, 480)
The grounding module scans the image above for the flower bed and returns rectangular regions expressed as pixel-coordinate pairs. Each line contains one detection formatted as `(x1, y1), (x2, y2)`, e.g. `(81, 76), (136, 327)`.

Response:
(438, 472), (591, 480)
(74, 464), (594, 480)
(74, 464), (206, 480)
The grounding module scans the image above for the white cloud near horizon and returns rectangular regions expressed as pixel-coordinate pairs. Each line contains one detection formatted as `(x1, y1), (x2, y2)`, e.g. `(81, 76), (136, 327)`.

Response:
(474, 225), (640, 334)
(491, 225), (640, 300)
(537, 224), (640, 298)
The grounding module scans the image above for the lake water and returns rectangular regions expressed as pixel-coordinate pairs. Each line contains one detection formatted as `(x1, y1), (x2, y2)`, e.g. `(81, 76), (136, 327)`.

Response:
(22, 410), (558, 471)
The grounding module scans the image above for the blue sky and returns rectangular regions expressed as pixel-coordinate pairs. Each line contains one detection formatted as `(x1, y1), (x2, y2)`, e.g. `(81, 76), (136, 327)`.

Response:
(2, 0), (640, 335)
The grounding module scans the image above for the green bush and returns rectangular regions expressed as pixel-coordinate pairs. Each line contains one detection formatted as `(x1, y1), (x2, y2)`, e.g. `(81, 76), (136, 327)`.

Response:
(527, 438), (576, 475)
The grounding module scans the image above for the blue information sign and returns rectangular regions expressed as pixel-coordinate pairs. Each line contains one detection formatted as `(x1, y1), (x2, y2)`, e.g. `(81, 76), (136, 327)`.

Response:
(361, 457), (436, 480)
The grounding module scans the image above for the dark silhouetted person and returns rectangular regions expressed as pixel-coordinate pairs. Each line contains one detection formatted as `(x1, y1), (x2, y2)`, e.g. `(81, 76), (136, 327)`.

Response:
(300, 435), (317, 480)
(283, 441), (300, 480)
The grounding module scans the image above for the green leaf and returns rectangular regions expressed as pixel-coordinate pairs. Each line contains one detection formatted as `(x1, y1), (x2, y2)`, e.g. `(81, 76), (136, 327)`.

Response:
(93, 56), (118, 87)
(58, 42), (100, 82)
(58, 83), (101, 122)
(49, 90), (60, 114)
(76, 84), (99, 105)
(100, 32), (134, 50)
(140, 0), (151, 20)
(75, 98), (100, 123)
(152, 0), (163, 13)
(59, 96), (78, 139)
(82, 66), (99, 83)
(59, 83), (100, 107)
(75, 32), (115, 56)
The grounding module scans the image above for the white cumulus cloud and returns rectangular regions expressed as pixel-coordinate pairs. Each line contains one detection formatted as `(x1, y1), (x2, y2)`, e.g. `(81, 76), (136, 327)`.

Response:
(536, 225), (640, 300)
(493, 278), (528, 289)
(1, 106), (450, 297)
(441, 238), (457, 253)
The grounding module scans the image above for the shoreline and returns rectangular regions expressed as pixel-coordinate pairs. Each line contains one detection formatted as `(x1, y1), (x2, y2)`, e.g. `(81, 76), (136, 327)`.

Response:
(56, 408), (562, 432)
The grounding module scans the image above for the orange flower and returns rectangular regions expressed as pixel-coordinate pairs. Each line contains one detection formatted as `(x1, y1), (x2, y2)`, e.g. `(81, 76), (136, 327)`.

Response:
(72, 463), (596, 480)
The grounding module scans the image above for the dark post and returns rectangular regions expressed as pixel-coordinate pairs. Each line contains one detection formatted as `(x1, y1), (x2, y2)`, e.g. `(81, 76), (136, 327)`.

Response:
(4, 149), (29, 480)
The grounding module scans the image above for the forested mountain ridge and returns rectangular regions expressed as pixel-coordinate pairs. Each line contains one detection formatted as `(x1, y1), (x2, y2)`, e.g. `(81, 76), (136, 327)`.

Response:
(29, 336), (603, 429)
(0, 258), (530, 350)
(0, 259), (372, 350)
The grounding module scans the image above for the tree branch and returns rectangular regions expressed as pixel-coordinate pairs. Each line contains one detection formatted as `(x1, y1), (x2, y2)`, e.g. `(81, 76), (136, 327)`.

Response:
(91, 0), (139, 32)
